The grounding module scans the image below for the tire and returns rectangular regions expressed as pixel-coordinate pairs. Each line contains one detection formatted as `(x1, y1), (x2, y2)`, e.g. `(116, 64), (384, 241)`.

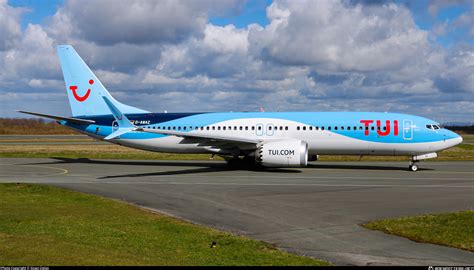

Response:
(409, 164), (418, 172)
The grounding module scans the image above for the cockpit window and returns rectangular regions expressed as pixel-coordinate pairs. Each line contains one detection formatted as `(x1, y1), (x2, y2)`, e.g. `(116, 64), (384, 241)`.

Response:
(426, 124), (441, 130)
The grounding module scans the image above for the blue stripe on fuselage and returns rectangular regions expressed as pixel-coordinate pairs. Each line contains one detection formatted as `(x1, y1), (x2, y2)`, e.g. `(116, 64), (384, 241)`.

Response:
(68, 112), (455, 143)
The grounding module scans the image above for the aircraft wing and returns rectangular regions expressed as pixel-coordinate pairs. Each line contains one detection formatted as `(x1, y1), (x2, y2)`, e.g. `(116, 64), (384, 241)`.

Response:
(17, 110), (95, 125)
(138, 127), (260, 145)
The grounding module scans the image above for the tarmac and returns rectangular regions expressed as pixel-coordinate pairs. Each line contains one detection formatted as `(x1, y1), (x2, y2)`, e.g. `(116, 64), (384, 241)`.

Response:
(0, 157), (473, 265)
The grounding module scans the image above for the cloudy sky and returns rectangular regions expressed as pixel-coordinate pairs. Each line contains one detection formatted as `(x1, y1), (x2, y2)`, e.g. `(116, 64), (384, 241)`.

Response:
(1, 0), (473, 123)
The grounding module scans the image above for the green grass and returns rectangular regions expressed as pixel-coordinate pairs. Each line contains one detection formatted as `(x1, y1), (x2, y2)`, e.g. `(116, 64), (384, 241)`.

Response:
(462, 134), (474, 144)
(0, 183), (329, 266)
(363, 211), (474, 252)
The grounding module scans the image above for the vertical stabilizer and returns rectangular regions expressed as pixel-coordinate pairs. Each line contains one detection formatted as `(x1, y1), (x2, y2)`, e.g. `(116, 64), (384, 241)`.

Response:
(57, 45), (149, 117)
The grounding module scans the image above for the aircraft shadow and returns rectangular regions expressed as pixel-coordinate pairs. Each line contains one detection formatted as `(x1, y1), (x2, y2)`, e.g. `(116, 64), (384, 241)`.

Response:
(21, 157), (430, 175)
(24, 157), (301, 177)
(307, 163), (434, 171)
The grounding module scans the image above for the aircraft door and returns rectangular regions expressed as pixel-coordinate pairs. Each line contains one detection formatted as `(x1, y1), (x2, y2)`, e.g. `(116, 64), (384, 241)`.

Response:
(266, 123), (275, 136)
(403, 119), (413, 140)
(112, 120), (120, 138)
(112, 120), (119, 132)
(256, 123), (264, 136)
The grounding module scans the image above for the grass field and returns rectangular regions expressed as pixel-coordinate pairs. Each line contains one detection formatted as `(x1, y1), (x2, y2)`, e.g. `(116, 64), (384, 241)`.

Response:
(1, 135), (473, 161)
(363, 211), (474, 252)
(0, 183), (329, 266)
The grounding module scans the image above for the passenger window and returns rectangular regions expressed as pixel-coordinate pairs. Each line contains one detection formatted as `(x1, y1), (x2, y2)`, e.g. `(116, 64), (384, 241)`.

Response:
(173, 126), (176, 130)
(359, 126), (363, 130)
(217, 126), (220, 130)
(206, 126), (209, 130)
(371, 126), (374, 130)
(268, 126), (272, 130)
(309, 126), (313, 130)
(383, 126), (386, 131)
(353, 126), (356, 130)
(280, 126), (283, 130)
(245, 126), (248, 130)
(212, 126), (215, 130)
(341, 126), (344, 130)
(234, 126), (237, 130)
(252, 126), (255, 130)
(239, 126), (243, 130)
(303, 126), (306, 131)
(200, 127), (203, 130)
(223, 126), (226, 130)
(347, 126), (350, 130)
(258, 126), (262, 130)
(328, 126), (331, 130)
(297, 126), (300, 130)
(334, 126), (338, 130)
(321, 126), (325, 130)
(285, 126), (288, 130)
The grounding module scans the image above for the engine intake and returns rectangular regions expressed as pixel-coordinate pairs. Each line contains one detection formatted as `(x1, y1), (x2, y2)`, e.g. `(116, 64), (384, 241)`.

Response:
(255, 140), (308, 167)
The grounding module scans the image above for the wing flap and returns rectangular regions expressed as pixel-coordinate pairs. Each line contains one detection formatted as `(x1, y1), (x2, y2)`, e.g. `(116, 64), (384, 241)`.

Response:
(139, 127), (260, 145)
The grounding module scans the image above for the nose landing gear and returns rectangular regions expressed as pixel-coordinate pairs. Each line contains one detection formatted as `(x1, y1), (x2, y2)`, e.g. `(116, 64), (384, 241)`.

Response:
(408, 153), (437, 172)
(409, 161), (419, 172)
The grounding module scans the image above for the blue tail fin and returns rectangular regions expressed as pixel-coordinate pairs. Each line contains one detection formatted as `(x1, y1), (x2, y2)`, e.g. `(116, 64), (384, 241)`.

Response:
(57, 45), (149, 117)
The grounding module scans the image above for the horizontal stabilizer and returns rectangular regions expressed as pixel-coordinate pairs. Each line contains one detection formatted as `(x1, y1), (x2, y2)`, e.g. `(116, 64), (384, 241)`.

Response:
(17, 110), (95, 125)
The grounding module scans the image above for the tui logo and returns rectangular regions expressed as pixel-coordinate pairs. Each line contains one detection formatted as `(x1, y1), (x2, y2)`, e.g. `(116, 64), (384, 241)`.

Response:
(69, 79), (93, 102)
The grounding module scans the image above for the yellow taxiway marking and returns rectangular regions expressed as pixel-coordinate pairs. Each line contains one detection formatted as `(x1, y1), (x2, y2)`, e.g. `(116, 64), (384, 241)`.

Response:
(0, 164), (68, 177)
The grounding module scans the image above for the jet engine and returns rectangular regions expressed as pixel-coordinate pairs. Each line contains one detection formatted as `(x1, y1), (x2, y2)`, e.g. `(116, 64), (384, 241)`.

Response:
(255, 140), (308, 167)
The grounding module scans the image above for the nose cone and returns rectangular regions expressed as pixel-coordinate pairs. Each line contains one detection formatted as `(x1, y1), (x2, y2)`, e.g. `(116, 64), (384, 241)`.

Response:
(453, 134), (463, 146)
(444, 130), (463, 148)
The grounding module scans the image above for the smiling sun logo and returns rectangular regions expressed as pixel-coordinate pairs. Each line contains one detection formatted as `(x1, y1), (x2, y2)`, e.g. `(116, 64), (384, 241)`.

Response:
(69, 79), (94, 102)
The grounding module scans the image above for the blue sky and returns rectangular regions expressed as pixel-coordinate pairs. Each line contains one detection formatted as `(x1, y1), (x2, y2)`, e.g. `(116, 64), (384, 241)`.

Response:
(1, 0), (473, 122)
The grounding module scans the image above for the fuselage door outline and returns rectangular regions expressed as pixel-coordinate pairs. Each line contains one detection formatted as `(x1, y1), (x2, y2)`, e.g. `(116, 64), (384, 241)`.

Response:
(403, 119), (413, 140)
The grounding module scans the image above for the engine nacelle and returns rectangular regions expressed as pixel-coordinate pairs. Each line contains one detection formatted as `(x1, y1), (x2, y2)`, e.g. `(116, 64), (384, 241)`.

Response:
(255, 140), (308, 167)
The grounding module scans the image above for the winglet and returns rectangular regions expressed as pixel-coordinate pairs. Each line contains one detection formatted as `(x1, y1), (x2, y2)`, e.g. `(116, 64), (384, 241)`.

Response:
(102, 96), (136, 140)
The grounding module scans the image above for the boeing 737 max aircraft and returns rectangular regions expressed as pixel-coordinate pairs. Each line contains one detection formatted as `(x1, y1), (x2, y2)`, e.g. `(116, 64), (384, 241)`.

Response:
(19, 45), (463, 171)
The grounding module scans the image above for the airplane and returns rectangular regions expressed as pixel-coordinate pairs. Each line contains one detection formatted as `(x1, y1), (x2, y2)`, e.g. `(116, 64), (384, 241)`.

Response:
(19, 45), (463, 172)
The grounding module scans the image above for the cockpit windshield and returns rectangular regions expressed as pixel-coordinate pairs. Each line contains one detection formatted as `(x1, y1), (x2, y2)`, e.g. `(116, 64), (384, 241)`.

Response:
(426, 124), (441, 130)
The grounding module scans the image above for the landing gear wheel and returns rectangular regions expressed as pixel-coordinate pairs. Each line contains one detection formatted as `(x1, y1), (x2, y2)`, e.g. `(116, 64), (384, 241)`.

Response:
(409, 164), (418, 172)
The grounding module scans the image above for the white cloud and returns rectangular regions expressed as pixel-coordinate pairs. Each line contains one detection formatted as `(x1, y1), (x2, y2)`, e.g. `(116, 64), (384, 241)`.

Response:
(249, 0), (432, 72)
(47, 0), (243, 46)
(0, 0), (23, 51)
(0, 0), (473, 122)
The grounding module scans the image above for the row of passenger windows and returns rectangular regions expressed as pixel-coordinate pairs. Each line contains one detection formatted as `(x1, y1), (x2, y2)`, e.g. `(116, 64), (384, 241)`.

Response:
(140, 125), (387, 131)
(144, 126), (289, 131)
(297, 125), (387, 131)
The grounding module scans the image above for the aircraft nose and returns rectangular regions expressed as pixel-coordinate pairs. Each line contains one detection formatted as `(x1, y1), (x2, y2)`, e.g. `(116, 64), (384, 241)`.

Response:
(454, 134), (463, 145)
